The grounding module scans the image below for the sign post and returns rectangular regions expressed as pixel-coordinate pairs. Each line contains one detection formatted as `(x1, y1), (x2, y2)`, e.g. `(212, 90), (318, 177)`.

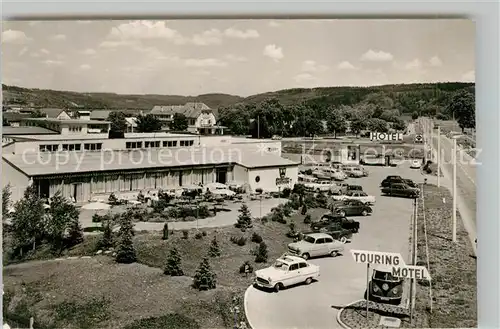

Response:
(366, 263), (370, 324)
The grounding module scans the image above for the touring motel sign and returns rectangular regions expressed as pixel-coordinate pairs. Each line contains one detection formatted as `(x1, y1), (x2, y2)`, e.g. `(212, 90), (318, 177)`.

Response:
(276, 167), (291, 186)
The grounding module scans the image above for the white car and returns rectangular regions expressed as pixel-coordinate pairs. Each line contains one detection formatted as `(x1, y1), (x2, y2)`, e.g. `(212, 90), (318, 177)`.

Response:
(205, 183), (236, 197)
(287, 233), (345, 260)
(303, 180), (341, 194)
(410, 159), (422, 169)
(254, 255), (320, 292)
(343, 167), (365, 178)
(333, 191), (376, 205)
(313, 169), (346, 181)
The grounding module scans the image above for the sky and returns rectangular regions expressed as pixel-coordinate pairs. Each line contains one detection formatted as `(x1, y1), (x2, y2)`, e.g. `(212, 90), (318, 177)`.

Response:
(1, 19), (475, 97)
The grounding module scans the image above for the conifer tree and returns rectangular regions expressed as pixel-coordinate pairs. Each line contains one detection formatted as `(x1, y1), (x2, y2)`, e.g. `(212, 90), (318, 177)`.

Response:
(235, 203), (252, 229)
(255, 241), (268, 263)
(208, 235), (221, 257)
(193, 257), (217, 290)
(164, 247), (184, 276)
(115, 216), (136, 264)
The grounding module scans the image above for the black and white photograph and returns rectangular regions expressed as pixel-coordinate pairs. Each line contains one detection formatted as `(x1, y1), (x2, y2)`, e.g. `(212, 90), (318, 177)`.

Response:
(1, 19), (477, 329)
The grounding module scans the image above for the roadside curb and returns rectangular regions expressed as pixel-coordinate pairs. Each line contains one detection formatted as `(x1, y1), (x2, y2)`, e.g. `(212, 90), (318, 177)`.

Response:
(244, 285), (256, 329)
(336, 299), (365, 329)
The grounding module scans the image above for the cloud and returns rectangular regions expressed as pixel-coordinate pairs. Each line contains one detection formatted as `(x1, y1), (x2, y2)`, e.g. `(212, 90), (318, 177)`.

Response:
(79, 64), (91, 70)
(224, 27), (259, 39)
(18, 47), (29, 56)
(192, 29), (223, 46)
(302, 60), (328, 72)
(404, 59), (422, 70)
(294, 73), (316, 83)
(263, 44), (284, 62)
(269, 21), (281, 28)
(360, 49), (394, 62)
(225, 54), (248, 62)
(82, 48), (97, 55)
(184, 58), (228, 67)
(337, 61), (358, 70)
(98, 40), (137, 48)
(42, 59), (64, 66)
(429, 56), (443, 67)
(40, 48), (50, 55)
(50, 34), (67, 41)
(107, 20), (186, 45)
(2, 30), (31, 44)
(461, 70), (475, 82)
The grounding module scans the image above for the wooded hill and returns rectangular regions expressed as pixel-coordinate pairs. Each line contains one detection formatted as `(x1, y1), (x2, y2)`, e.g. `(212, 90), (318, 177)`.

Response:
(2, 82), (474, 112)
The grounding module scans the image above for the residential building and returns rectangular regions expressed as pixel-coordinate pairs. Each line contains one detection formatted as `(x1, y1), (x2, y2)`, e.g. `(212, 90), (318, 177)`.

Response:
(2, 112), (32, 127)
(150, 102), (225, 135)
(20, 118), (110, 135)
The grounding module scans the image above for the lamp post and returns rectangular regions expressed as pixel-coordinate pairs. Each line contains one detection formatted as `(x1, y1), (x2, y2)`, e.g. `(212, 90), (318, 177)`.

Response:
(437, 126), (441, 187)
(452, 137), (457, 242)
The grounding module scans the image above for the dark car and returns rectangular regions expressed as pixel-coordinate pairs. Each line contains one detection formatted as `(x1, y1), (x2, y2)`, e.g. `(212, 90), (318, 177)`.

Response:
(347, 184), (363, 192)
(311, 213), (360, 233)
(307, 224), (354, 243)
(402, 179), (418, 188)
(381, 183), (419, 198)
(366, 266), (404, 305)
(380, 176), (405, 188)
(333, 200), (373, 217)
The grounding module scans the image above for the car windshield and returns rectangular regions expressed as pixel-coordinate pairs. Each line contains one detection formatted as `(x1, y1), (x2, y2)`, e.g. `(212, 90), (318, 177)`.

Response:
(273, 261), (289, 271)
(374, 270), (398, 281)
(303, 236), (315, 243)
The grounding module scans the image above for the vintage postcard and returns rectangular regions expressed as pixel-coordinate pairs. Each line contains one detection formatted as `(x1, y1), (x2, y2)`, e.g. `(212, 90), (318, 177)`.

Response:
(1, 19), (476, 329)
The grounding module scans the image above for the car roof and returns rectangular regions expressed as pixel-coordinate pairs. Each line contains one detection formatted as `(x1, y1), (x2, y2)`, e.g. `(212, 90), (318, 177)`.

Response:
(373, 264), (396, 273)
(305, 232), (333, 239)
(278, 255), (306, 264)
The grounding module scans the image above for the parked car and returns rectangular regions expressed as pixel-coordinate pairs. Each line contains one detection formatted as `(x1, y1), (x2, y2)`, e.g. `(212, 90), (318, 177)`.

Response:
(313, 169), (346, 181)
(347, 184), (363, 192)
(366, 265), (404, 305)
(287, 233), (345, 260)
(254, 255), (320, 292)
(333, 200), (373, 217)
(312, 213), (360, 233)
(205, 183), (236, 197)
(402, 179), (418, 188)
(271, 135), (282, 140)
(298, 174), (318, 183)
(343, 167), (365, 178)
(304, 180), (342, 194)
(380, 176), (405, 188)
(381, 183), (420, 198)
(333, 191), (376, 205)
(410, 159), (422, 169)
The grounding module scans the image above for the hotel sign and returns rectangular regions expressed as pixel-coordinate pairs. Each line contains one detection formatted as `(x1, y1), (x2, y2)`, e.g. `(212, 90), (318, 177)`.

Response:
(370, 132), (403, 142)
(276, 167), (291, 186)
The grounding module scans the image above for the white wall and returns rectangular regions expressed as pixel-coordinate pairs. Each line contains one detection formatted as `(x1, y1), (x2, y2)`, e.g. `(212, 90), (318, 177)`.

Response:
(57, 112), (72, 120)
(2, 159), (31, 203)
(235, 165), (298, 193)
(196, 112), (217, 128)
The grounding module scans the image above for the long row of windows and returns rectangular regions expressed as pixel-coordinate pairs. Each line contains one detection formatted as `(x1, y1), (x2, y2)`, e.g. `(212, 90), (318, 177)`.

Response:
(39, 143), (103, 152)
(125, 140), (194, 149)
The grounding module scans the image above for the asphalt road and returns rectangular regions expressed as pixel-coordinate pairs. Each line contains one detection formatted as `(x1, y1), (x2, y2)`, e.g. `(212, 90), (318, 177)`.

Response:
(245, 164), (435, 329)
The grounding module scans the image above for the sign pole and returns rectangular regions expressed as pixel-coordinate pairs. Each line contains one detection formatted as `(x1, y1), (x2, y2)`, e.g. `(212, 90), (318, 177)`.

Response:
(437, 126), (441, 187)
(366, 263), (370, 324)
(452, 138), (457, 242)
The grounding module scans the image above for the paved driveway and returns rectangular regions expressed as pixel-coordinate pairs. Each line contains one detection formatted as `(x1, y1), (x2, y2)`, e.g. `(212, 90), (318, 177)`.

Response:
(245, 165), (435, 329)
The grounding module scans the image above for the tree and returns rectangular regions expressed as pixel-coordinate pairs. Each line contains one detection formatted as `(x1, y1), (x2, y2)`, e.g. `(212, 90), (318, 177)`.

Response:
(46, 191), (81, 252)
(392, 118), (407, 132)
(115, 216), (136, 264)
(350, 116), (366, 137)
(301, 204), (308, 215)
(66, 215), (84, 248)
(96, 220), (114, 251)
(135, 114), (162, 132)
(170, 113), (188, 131)
(2, 184), (12, 217)
(447, 90), (475, 131)
(366, 118), (389, 133)
(235, 203), (252, 229)
(411, 111), (419, 120)
(31, 109), (46, 118)
(208, 236), (221, 257)
(254, 241), (268, 263)
(108, 111), (127, 139)
(10, 185), (46, 255)
(193, 257), (217, 290)
(164, 247), (184, 276)
(326, 107), (348, 138)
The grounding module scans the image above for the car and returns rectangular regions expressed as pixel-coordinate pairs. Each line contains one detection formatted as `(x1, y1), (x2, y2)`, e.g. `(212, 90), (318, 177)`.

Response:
(366, 265), (404, 305)
(333, 191), (376, 205)
(287, 233), (345, 260)
(333, 199), (373, 217)
(380, 176), (405, 188)
(381, 183), (420, 198)
(402, 179), (418, 188)
(254, 255), (320, 292)
(303, 180), (342, 194)
(347, 184), (363, 192)
(271, 135), (282, 140)
(343, 167), (365, 178)
(313, 168), (346, 181)
(410, 159), (422, 169)
(311, 213), (360, 233)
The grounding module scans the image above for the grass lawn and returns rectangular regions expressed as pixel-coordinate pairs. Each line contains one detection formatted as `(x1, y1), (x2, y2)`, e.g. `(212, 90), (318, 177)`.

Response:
(415, 184), (477, 328)
(3, 208), (324, 329)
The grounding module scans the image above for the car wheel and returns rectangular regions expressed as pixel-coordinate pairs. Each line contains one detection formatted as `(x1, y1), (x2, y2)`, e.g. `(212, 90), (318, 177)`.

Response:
(340, 236), (348, 244)
(301, 253), (310, 260)
(339, 211), (346, 217)
(305, 277), (313, 285)
(361, 210), (368, 216)
(274, 283), (284, 292)
(330, 250), (339, 257)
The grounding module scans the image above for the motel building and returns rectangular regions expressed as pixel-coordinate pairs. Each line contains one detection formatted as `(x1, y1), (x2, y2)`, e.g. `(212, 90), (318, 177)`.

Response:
(2, 132), (299, 204)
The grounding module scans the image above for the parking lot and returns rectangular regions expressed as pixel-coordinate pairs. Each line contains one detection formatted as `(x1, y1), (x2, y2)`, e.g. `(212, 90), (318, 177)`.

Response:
(245, 163), (436, 329)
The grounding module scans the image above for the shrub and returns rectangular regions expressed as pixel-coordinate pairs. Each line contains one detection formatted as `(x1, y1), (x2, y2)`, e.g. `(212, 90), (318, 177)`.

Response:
(209, 236), (221, 257)
(162, 223), (169, 240)
(230, 236), (247, 246)
(301, 204), (308, 215)
(182, 230), (189, 239)
(115, 217), (136, 264)
(282, 203), (293, 217)
(108, 193), (118, 204)
(270, 206), (284, 222)
(92, 213), (104, 223)
(164, 247), (184, 276)
(193, 258), (217, 290)
(96, 221), (114, 251)
(304, 214), (312, 224)
(304, 194), (317, 208)
(234, 203), (252, 230)
(281, 188), (291, 198)
(197, 205), (211, 218)
(251, 232), (263, 243)
(288, 195), (301, 210)
(195, 232), (203, 239)
(315, 192), (328, 208)
(239, 261), (254, 275)
(254, 242), (268, 263)
(202, 231), (207, 236)
(276, 217), (287, 224)
(286, 221), (298, 238)
(255, 188), (263, 194)
(305, 169), (313, 175)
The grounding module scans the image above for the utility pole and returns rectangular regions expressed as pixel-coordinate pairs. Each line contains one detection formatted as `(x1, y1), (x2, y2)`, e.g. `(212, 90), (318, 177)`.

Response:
(437, 126), (441, 187)
(257, 115), (260, 139)
(452, 137), (457, 242)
